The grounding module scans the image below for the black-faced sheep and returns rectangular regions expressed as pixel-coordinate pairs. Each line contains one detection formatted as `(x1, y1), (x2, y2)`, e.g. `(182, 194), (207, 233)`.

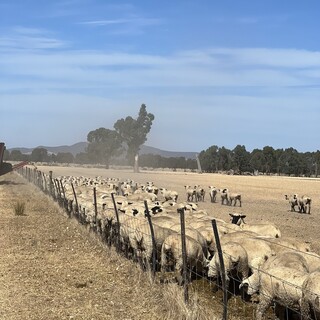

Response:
(229, 213), (281, 238)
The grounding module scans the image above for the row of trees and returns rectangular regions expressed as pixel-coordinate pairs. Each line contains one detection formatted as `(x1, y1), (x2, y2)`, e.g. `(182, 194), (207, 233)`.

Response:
(198, 145), (320, 177)
(4, 148), (198, 170)
(139, 154), (197, 170)
(4, 104), (320, 176)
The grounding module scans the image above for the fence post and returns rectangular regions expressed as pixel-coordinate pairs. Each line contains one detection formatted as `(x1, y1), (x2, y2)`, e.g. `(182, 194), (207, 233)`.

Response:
(43, 172), (47, 193)
(59, 179), (67, 210)
(111, 192), (121, 252)
(93, 187), (98, 232)
(211, 219), (227, 320)
(144, 201), (157, 279)
(71, 182), (79, 219)
(55, 179), (61, 202)
(179, 207), (189, 304)
(49, 171), (53, 196)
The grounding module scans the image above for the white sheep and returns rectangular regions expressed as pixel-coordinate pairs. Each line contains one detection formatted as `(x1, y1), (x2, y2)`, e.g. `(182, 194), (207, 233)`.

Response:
(184, 185), (196, 202)
(208, 186), (218, 203)
(298, 195), (312, 214)
(301, 270), (320, 319)
(160, 187), (179, 202)
(240, 251), (311, 320)
(207, 242), (249, 292)
(161, 233), (208, 285)
(284, 194), (299, 212)
(194, 185), (205, 202)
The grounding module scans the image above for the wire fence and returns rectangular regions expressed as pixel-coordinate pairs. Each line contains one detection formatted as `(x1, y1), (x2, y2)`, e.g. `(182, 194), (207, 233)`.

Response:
(17, 166), (320, 320)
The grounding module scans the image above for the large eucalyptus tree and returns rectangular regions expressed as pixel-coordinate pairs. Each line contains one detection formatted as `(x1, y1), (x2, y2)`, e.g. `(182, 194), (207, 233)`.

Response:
(114, 104), (154, 172)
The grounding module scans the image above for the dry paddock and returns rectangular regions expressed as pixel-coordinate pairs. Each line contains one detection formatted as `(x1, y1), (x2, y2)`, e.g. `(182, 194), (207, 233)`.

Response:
(1, 165), (320, 320)
(40, 165), (320, 254)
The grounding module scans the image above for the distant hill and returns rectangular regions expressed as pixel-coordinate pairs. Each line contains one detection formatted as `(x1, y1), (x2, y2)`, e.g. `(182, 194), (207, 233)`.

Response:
(8, 142), (197, 159)
(9, 142), (89, 156)
(139, 145), (197, 159)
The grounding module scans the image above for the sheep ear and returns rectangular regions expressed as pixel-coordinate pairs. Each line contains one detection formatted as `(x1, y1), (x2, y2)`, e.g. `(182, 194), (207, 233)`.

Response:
(229, 213), (234, 217)
(241, 215), (246, 219)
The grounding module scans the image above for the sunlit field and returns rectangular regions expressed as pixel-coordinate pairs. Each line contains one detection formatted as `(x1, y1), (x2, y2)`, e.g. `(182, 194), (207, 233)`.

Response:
(37, 165), (320, 254)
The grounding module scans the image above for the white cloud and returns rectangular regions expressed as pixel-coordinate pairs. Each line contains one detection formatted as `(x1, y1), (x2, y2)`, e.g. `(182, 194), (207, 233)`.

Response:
(208, 48), (320, 68)
(0, 27), (67, 50)
(80, 18), (161, 27)
(1, 46), (319, 90)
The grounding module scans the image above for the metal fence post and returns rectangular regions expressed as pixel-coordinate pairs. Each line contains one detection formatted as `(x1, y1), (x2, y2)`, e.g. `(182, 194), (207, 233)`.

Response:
(144, 201), (156, 278)
(212, 219), (227, 320)
(179, 208), (189, 303)
(93, 187), (98, 232)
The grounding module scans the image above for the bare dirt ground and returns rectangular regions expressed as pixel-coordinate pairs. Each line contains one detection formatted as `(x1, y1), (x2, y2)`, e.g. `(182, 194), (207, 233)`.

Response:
(41, 165), (320, 253)
(1, 165), (320, 320)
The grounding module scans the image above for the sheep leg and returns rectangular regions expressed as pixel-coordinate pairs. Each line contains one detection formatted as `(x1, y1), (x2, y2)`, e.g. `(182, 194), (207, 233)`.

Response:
(300, 297), (311, 320)
(256, 295), (272, 320)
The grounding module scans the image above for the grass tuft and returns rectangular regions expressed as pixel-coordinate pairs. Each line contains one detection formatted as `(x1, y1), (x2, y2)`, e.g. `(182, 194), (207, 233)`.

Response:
(14, 201), (26, 216)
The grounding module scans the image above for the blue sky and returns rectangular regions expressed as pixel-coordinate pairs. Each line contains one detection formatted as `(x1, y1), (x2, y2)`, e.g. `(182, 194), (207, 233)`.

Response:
(1, 0), (320, 153)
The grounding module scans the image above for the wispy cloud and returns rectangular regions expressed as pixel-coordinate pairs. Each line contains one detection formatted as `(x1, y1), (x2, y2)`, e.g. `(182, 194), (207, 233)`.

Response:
(79, 16), (162, 35)
(1, 44), (320, 91)
(0, 27), (67, 50)
(81, 18), (161, 27)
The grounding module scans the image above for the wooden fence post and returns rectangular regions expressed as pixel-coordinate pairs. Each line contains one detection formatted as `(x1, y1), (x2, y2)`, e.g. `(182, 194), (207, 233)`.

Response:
(49, 171), (53, 196)
(71, 182), (79, 219)
(111, 193), (121, 252)
(59, 179), (67, 210)
(55, 179), (61, 202)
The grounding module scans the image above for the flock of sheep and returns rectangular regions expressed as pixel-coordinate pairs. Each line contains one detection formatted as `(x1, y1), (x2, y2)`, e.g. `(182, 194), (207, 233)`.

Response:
(37, 172), (319, 320)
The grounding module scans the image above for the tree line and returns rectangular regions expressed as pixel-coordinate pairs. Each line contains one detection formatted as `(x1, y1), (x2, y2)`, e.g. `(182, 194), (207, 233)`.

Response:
(4, 104), (320, 176)
(4, 148), (198, 171)
(198, 145), (320, 177)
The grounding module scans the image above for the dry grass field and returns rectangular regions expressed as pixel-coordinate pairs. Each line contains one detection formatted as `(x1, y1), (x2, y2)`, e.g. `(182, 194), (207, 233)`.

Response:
(1, 165), (320, 320)
(0, 171), (225, 320)
(40, 165), (320, 253)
